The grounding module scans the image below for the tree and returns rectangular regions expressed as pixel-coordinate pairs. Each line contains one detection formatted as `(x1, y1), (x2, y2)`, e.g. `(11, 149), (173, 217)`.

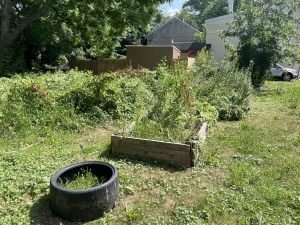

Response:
(117, 9), (171, 56)
(222, 0), (300, 87)
(0, 0), (54, 67)
(179, 0), (241, 30)
(0, 0), (172, 76)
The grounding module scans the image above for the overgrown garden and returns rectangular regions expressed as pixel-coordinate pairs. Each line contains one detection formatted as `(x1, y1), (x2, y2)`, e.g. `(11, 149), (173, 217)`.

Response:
(0, 52), (256, 224)
(1, 60), (299, 224)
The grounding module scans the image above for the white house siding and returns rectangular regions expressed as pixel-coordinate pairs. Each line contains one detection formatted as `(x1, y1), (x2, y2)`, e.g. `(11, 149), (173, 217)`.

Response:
(205, 14), (239, 65)
(206, 12), (300, 76)
(280, 10), (300, 74)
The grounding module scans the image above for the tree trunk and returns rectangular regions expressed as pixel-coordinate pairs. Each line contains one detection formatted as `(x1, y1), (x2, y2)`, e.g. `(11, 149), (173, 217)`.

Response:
(0, 0), (14, 67)
(0, 0), (55, 68)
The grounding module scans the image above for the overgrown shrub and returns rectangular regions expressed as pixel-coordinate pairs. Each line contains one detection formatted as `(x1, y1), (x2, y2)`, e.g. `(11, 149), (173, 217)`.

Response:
(91, 72), (154, 119)
(0, 69), (156, 137)
(0, 70), (107, 136)
(0, 52), (252, 140)
(129, 61), (219, 142)
(190, 50), (252, 121)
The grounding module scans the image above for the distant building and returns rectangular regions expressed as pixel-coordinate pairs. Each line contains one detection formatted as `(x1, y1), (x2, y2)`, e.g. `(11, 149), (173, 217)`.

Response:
(205, 14), (238, 64)
(126, 17), (210, 70)
(146, 17), (210, 59)
(146, 17), (199, 45)
(205, 0), (299, 74)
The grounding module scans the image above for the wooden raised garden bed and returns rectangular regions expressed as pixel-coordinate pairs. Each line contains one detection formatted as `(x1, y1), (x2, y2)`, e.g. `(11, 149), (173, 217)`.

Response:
(111, 122), (207, 167)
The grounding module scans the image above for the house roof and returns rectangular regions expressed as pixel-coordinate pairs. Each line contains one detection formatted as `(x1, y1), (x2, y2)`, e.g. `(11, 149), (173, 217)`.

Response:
(149, 38), (174, 45)
(205, 14), (234, 23)
(146, 16), (199, 38)
(173, 42), (208, 51)
(146, 17), (200, 44)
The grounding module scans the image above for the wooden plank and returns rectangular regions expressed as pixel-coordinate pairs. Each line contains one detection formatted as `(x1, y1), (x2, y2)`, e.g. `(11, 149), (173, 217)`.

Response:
(111, 136), (190, 157)
(112, 147), (191, 167)
(110, 122), (207, 167)
(198, 122), (207, 141)
(111, 135), (191, 167)
(114, 142), (190, 157)
(111, 135), (190, 152)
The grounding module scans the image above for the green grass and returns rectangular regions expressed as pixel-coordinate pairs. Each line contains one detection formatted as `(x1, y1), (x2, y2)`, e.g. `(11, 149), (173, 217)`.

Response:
(60, 168), (107, 190)
(0, 80), (300, 224)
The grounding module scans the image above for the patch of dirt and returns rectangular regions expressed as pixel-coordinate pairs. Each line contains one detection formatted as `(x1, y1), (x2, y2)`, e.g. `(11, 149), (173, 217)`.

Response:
(79, 124), (116, 139)
(164, 198), (175, 208)
(75, 124), (117, 146)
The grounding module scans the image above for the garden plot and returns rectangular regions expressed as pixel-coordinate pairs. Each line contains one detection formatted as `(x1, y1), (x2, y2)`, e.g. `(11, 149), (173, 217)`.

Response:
(111, 122), (207, 167)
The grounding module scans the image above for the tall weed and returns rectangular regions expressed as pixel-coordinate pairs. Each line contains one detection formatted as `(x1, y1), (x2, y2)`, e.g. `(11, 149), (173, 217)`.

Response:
(91, 72), (154, 119)
(0, 70), (106, 136)
(130, 61), (219, 142)
(190, 50), (252, 121)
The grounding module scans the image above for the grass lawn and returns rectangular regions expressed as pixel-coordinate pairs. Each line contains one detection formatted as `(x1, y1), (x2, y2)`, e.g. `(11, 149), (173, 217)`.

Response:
(1, 80), (300, 224)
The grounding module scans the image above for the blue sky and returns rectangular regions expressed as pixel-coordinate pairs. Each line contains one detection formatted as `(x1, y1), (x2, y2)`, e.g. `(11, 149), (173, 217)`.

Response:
(160, 0), (186, 16)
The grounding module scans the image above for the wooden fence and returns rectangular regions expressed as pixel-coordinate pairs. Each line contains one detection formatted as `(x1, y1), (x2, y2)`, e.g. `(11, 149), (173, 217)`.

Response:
(69, 59), (129, 74)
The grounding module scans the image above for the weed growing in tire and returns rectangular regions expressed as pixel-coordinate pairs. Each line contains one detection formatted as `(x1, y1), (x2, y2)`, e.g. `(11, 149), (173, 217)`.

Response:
(60, 168), (107, 190)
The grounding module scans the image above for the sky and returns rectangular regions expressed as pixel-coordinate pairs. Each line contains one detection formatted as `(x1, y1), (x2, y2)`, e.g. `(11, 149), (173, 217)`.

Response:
(160, 0), (186, 16)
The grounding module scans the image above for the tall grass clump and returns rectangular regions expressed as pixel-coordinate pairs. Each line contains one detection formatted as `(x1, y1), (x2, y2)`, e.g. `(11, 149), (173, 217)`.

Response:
(91, 71), (154, 120)
(0, 69), (156, 138)
(190, 50), (253, 121)
(0, 70), (106, 137)
(130, 60), (219, 142)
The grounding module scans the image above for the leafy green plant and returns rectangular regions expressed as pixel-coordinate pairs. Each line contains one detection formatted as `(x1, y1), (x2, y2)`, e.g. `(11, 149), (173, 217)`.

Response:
(91, 72), (154, 120)
(60, 168), (107, 190)
(0, 70), (111, 137)
(128, 60), (219, 142)
(191, 50), (252, 121)
(172, 206), (202, 224)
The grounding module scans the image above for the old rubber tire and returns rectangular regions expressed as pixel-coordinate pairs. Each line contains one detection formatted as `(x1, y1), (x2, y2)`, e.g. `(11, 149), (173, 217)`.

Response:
(50, 161), (119, 221)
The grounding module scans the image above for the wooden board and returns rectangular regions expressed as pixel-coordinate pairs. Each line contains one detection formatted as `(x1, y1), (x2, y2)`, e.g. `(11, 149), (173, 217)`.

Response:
(111, 135), (191, 167)
(110, 122), (207, 167)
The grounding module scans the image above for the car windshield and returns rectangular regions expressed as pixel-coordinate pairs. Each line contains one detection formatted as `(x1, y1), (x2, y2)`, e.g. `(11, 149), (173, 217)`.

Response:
(275, 64), (283, 69)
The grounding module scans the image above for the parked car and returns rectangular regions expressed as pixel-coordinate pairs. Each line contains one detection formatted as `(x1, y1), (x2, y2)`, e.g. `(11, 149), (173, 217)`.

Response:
(269, 64), (298, 81)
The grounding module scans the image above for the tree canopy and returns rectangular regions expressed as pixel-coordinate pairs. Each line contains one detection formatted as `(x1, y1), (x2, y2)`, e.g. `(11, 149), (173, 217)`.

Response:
(177, 0), (240, 30)
(0, 0), (171, 76)
(222, 0), (300, 87)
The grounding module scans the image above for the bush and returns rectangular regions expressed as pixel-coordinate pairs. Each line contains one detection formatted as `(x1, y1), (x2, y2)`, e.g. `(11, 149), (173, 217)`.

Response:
(129, 61), (219, 142)
(91, 72), (154, 119)
(0, 53), (252, 140)
(190, 50), (252, 121)
(0, 70), (106, 136)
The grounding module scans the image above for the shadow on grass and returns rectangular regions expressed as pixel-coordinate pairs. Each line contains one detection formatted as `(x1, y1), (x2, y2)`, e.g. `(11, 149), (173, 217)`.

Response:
(29, 194), (82, 225)
(252, 87), (285, 97)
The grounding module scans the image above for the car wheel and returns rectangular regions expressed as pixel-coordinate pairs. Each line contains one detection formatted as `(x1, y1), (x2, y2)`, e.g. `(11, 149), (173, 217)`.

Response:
(281, 73), (292, 81)
(50, 161), (119, 221)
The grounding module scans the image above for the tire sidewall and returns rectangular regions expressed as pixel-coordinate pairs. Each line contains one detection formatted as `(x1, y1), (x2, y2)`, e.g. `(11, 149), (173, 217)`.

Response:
(50, 161), (119, 221)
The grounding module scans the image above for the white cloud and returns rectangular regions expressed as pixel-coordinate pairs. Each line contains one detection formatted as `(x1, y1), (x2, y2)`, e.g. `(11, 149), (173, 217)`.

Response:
(160, 0), (184, 16)
(164, 7), (180, 16)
